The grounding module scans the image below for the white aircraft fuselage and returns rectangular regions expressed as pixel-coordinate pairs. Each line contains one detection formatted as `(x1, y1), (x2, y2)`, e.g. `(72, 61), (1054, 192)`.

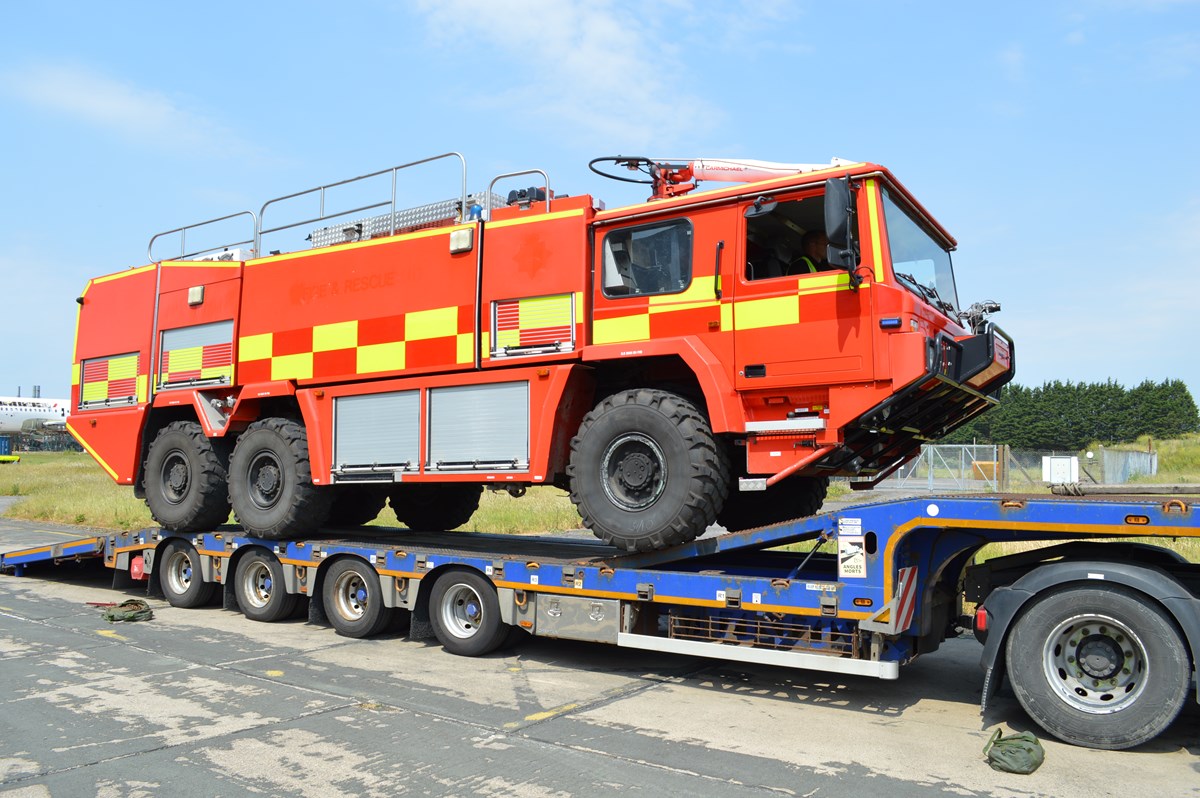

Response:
(0, 397), (70, 434)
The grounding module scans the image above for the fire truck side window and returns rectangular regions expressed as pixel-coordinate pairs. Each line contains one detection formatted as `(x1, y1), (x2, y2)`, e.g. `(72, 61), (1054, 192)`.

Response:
(601, 219), (693, 298)
(745, 195), (824, 280)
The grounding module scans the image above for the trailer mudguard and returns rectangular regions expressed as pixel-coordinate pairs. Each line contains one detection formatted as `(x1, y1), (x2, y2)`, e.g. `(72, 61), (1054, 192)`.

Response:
(978, 559), (1200, 713)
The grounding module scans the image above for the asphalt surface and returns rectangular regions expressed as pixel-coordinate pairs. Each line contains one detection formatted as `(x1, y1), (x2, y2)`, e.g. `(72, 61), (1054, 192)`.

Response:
(1, 510), (1198, 797)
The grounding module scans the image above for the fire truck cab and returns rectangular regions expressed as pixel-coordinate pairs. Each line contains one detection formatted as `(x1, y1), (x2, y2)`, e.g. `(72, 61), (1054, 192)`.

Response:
(69, 153), (1013, 551)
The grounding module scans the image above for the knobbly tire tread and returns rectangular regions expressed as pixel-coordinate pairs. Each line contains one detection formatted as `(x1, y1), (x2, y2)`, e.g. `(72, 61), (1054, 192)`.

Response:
(229, 417), (331, 540)
(326, 485), (389, 527)
(567, 389), (729, 552)
(1005, 583), (1190, 750)
(144, 420), (231, 532)
(390, 483), (483, 531)
(717, 474), (829, 532)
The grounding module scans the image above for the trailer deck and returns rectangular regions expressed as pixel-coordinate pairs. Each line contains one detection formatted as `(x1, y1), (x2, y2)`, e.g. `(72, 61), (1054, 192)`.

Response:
(3, 492), (1198, 749)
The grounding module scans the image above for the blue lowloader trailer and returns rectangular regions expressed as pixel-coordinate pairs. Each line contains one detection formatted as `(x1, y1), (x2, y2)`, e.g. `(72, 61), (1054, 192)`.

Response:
(3, 491), (1198, 751)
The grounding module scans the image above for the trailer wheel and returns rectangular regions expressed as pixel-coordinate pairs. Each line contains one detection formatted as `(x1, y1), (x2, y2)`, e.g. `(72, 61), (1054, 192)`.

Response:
(327, 485), (389, 528)
(718, 475), (828, 531)
(234, 550), (298, 622)
(1005, 584), (1190, 750)
(159, 540), (216, 608)
(390, 483), (482, 531)
(322, 558), (392, 638)
(228, 418), (331, 539)
(568, 389), (728, 552)
(144, 421), (231, 532)
(429, 569), (509, 656)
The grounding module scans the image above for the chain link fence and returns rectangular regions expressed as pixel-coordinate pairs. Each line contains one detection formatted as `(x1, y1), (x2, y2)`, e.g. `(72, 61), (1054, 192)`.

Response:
(876, 444), (1158, 493)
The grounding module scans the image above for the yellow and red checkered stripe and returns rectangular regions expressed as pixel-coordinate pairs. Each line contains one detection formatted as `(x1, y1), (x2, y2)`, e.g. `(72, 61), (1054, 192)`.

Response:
(160, 342), (233, 385)
(494, 293), (576, 353)
(238, 303), (476, 383)
(80, 353), (143, 405)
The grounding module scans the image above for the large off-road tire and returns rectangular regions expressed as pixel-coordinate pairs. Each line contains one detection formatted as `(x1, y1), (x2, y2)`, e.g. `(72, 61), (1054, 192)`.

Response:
(389, 483), (482, 531)
(228, 418), (331, 540)
(1005, 584), (1190, 750)
(718, 475), (829, 532)
(144, 421), (231, 532)
(234, 550), (299, 622)
(326, 485), (389, 528)
(429, 568), (509, 656)
(567, 389), (729, 552)
(159, 539), (217, 608)
(322, 558), (393, 638)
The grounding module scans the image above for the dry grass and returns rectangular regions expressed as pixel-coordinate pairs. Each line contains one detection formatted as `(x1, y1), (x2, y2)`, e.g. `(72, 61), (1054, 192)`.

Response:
(1, 451), (587, 534)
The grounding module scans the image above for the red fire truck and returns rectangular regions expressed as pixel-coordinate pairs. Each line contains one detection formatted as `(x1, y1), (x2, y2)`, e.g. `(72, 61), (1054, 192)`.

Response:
(68, 154), (1013, 551)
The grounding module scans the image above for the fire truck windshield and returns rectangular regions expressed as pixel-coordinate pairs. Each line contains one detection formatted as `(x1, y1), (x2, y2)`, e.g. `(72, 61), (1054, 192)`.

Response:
(881, 188), (960, 316)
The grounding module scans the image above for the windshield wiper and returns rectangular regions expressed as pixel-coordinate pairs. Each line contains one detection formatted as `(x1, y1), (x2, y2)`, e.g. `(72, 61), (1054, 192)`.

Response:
(896, 272), (956, 315)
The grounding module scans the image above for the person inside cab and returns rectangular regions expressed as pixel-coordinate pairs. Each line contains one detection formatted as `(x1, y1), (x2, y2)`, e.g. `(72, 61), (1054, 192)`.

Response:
(792, 230), (831, 274)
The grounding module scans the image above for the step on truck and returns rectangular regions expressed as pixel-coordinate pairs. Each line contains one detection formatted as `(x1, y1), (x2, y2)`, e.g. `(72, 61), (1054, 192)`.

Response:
(3, 492), (1197, 750)
(66, 153), (1013, 552)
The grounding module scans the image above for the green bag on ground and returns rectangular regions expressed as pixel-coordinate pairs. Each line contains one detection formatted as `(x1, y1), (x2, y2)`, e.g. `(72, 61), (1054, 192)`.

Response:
(103, 599), (154, 623)
(982, 728), (1045, 774)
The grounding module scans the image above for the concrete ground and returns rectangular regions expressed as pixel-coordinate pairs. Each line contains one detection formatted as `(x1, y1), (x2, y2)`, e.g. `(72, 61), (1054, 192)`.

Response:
(1, 513), (1197, 797)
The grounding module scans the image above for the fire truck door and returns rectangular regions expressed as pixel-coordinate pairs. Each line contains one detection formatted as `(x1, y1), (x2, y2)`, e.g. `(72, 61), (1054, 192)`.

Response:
(733, 191), (874, 392)
(152, 262), (242, 394)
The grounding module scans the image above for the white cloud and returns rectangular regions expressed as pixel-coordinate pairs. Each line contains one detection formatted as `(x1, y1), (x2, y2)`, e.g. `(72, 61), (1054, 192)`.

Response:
(0, 63), (255, 157)
(412, 0), (722, 150)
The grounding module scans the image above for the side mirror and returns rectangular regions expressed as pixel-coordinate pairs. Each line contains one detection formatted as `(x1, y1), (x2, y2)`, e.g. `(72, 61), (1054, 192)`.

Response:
(824, 177), (862, 286)
(743, 195), (778, 218)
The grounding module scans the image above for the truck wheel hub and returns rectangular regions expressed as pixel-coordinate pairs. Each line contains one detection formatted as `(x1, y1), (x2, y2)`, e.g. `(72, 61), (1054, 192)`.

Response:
(1077, 636), (1122, 680)
(601, 433), (667, 511)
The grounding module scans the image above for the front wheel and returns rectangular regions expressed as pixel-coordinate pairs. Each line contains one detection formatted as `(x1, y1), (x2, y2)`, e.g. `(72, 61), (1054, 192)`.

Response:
(568, 389), (728, 552)
(1005, 584), (1190, 749)
(429, 569), (509, 656)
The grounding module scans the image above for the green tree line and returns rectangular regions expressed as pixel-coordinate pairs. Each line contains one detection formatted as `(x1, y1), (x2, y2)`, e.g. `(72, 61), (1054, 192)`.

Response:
(944, 379), (1200, 450)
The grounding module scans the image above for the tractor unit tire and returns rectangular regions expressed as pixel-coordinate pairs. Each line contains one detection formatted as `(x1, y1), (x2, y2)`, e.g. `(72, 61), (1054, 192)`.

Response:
(718, 475), (829, 532)
(228, 417), (331, 540)
(143, 421), (231, 532)
(568, 389), (729, 552)
(390, 483), (483, 531)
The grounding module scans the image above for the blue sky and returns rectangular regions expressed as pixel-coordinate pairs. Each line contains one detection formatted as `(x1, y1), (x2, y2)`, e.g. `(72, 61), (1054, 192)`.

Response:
(1, 0), (1197, 404)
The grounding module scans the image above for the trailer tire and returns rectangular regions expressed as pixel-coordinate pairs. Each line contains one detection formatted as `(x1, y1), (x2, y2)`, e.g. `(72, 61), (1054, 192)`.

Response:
(228, 418), (331, 540)
(234, 550), (298, 622)
(568, 389), (728, 552)
(159, 540), (216, 608)
(144, 421), (231, 532)
(327, 485), (389, 528)
(322, 558), (392, 638)
(390, 483), (482, 531)
(429, 569), (509, 656)
(1005, 583), (1190, 750)
(718, 475), (828, 531)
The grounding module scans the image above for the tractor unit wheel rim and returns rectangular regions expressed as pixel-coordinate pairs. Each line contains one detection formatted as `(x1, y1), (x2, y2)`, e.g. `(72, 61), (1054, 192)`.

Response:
(247, 451), (284, 510)
(1042, 612), (1148, 714)
(440, 583), (485, 639)
(165, 549), (194, 594)
(332, 570), (368, 620)
(600, 432), (667, 512)
(161, 448), (191, 505)
(241, 560), (273, 608)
